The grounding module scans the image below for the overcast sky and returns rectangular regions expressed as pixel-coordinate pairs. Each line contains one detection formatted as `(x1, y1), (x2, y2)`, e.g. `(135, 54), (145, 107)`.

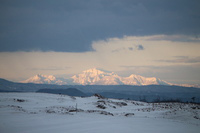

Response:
(0, 0), (200, 84)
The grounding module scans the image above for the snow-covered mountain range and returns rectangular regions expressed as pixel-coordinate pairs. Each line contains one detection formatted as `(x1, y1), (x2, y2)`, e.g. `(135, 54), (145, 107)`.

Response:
(71, 68), (170, 85)
(22, 68), (171, 86)
(21, 74), (67, 85)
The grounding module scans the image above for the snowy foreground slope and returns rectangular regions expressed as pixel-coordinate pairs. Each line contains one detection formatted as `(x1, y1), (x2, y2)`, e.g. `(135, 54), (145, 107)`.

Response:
(0, 93), (200, 133)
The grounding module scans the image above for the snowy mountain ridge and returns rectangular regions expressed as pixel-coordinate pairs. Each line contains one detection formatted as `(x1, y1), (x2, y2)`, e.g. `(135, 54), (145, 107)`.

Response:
(71, 68), (170, 85)
(21, 74), (67, 85)
(21, 68), (170, 86)
(71, 68), (123, 85)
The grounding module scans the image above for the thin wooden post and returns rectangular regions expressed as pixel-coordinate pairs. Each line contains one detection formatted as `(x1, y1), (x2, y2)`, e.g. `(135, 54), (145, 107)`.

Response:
(76, 103), (77, 114)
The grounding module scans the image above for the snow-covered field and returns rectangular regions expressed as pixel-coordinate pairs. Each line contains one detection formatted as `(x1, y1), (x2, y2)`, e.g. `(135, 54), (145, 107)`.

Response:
(0, 93), (199, 133)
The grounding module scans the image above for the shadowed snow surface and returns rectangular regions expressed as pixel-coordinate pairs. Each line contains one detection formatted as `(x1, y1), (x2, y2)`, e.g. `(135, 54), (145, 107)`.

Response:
(0, 93), (199, 133)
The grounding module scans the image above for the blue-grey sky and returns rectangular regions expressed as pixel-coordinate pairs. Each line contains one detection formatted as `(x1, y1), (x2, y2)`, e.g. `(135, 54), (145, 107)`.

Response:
(1, 0), (200, 52)
(0, 0), (200, 85)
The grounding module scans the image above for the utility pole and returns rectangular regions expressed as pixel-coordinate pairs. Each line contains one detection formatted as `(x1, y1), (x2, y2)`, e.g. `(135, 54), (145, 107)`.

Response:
(76, 103), (77, 114)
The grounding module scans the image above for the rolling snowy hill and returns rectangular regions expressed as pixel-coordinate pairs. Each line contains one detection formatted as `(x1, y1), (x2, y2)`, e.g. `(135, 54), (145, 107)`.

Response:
(1, 77), (200, 103)
(0, 93), (199, 133)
